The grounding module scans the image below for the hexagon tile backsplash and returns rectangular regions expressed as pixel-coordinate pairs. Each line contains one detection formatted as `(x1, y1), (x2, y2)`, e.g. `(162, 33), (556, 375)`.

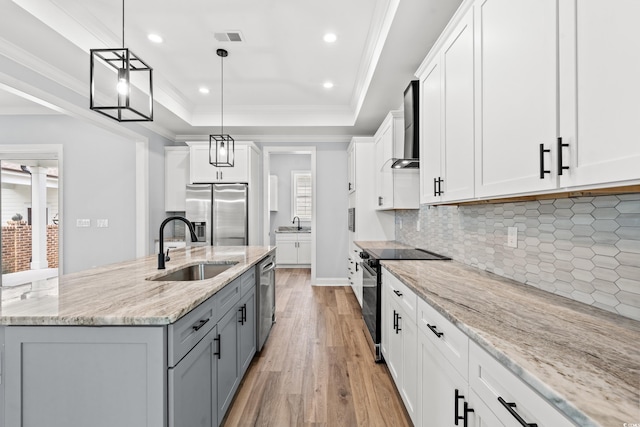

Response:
(395, 194), (640, 321)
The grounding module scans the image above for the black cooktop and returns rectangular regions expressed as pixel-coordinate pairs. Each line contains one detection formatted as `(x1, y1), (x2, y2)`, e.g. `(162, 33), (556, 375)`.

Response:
(364, 248), (451, 261)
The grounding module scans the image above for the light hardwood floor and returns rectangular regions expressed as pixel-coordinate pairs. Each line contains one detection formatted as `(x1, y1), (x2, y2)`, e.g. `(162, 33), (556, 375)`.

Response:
(222, 268), (412, 427)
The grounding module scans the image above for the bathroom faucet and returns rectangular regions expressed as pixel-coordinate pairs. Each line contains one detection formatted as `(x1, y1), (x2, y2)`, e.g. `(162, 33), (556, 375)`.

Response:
(292, 216), (301, 230)
(158, 216), (199, 269)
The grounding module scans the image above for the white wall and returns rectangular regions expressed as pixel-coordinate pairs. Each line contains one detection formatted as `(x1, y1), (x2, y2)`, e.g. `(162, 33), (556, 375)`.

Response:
(0, 115), (167, 273)
(269, 153), (311, 245)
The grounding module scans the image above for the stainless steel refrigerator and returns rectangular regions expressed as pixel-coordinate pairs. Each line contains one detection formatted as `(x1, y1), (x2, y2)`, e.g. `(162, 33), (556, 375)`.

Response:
(186, 184), (248, 246)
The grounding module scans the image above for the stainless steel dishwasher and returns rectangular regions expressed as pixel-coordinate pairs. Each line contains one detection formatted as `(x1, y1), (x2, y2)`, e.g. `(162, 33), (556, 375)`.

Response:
(256, 254), (276, 351)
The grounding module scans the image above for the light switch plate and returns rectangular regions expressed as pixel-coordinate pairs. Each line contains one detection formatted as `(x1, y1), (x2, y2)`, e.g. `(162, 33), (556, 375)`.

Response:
(97, 219), (109, 228)
(507, 227), (518, 248)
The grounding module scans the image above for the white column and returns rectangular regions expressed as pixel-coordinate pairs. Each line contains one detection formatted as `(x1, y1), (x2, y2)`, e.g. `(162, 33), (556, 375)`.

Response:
(30, 166), (48, 269)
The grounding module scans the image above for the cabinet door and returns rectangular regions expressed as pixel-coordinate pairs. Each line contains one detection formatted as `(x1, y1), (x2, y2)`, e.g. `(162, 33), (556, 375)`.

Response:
(217, 306), (239, 423)
(190, 144), (248, 183)
(442, 10), (475, 202)
(386, 296), (402, 384)
(380, 273), (390, 359)
(347, 144), (356, 193)
(165, 147), (190, 211)
(475, 0), (558, 197)
(275, 237), (298, 265)
(238, 288), (256, 377)
(375, 124), (394, 209)
(400, 310), (418, 424)
(216, 145), (248, 183)
(297, 239), (312, 264)
(419, 59), (443, 204)
(169, 326), (217, 427)
(468, 390), (505, 427)
(418, 330), (470, 427)
(559, 0), (640, 188)
(190, 145), (219, 183)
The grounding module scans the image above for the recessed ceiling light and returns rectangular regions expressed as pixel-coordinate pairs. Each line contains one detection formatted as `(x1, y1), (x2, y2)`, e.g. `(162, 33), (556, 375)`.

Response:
(323, 81), (334, 89)
(199, 87), (210, 94)
(148, 33), (163, 43)
(323, 33), (337, 43)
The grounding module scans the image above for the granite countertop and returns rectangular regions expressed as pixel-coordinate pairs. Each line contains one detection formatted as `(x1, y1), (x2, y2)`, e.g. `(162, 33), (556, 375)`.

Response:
(0, 246), (274, 326)
(382, 259), (640, 427)
(274, 226), (311, 234)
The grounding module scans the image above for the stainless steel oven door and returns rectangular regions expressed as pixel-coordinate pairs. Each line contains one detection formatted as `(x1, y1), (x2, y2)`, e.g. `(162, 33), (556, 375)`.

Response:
(361, 260), (381, 361)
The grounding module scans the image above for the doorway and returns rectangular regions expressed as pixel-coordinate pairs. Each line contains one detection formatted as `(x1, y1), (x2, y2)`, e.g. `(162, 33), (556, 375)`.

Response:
(262, 146), (317, 284)
(0, 147), (62, 287)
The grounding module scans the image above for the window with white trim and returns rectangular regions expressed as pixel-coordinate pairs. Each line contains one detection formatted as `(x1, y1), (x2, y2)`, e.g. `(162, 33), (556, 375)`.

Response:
(291, 170), (311, 220)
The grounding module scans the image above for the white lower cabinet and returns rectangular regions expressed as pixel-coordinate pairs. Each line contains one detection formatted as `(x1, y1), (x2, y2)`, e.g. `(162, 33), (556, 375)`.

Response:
(383, 270), (579, 427)
(418, 333), (470, 427)
(275, 233), (311, 266)
(468, 340), (576, 427)
(169, 325), (218, 427)
(382, 268), (418, 424)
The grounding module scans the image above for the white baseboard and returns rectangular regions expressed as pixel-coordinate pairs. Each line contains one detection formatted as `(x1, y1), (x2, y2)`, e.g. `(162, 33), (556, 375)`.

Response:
(313, 277), (349, 286)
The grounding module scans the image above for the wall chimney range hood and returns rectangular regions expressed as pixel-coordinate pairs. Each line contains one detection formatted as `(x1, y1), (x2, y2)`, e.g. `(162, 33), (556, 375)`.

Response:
(392, 80), (420, 169)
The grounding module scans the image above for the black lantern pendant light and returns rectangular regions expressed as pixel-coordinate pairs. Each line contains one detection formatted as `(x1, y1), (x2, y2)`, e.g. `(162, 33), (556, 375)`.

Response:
(89, 0), (153, 122)
(209, 49), (235, 167)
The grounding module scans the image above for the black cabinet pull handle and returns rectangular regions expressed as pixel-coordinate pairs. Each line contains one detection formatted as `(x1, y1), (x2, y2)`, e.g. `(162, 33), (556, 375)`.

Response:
(396, 313), (402, 333)
(463, 402), (474, 427)
(213, 334), (221, 359)
(348, 182), (352, 191)
(378, 196), (383, 206)
(355, 263), (358, 272)
(455, 389), (464, 425)
(557, 137), (569, 175)
(393, 289), (403, 297)
(242, 304), (247, 323)
(498, 397), (538, 427)
(238, 306), (244, 324)
(427, 323), (444, 338)
(434, 177), (438, 197)
(454, 389), (474, 427)
(393, 310), (398, 332)
(192, 318), (210, 331)
(539, 144), (550, 179)
(438, 177), (444, 195)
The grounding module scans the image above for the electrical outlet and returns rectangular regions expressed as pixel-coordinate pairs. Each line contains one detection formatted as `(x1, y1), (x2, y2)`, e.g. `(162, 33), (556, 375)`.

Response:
(97, 219), (109, 228)
(76, 219), (90, 228)
(416, 219), (421, 232)
(507, 227), (518, 248)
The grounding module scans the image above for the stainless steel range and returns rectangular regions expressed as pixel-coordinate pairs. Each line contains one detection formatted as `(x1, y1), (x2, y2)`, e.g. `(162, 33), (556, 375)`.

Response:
(359, 247), (450, 362)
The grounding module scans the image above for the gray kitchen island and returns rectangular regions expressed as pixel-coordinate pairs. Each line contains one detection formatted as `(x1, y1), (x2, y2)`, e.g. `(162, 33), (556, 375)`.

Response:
(0, 245), (275, 427)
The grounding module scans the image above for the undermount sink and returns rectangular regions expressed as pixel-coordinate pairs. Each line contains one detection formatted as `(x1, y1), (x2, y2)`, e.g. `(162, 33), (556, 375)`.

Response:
(149, 261), (238, 281)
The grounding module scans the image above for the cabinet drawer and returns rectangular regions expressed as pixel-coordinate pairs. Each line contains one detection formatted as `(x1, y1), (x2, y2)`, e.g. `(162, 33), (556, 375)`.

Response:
(239, 267), (256, 296)
(275, 233), (298, 242)
(418, 298), (468, 380)
(168, 296), (216, 367)
(216, 277), (242, 319)
(469, 340), (576, 427)
(383, 268), (417, 323)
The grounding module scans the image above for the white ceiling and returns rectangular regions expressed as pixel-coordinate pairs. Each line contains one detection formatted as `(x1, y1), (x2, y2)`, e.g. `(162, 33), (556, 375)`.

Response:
(1, 0), (462, 142)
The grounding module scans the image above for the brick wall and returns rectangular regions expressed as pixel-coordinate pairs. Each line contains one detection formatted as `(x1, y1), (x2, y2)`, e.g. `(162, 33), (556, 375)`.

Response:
(1, 222), (58, 274)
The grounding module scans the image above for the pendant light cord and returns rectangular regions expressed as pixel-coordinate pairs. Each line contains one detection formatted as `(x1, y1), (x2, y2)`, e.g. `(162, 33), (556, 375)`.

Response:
(122, 0), (125, 48)
(220, 52), (224, 135)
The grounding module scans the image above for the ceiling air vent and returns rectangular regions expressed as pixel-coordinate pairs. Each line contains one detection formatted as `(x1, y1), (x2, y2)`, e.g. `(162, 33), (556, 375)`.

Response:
(214, 31), (244, 42)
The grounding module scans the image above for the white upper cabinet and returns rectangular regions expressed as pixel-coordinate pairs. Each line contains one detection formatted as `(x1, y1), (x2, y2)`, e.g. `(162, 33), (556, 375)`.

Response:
(347, 144), (356, 194)
(474, 0), (559, 198)
(558, 0), (640, 189)
(164, 147), (190, 211)
(189, 143), (249, 184)
(419, 6), (475, 204)
(374, 114), (396, 209)
(374, 111), (420, 210)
